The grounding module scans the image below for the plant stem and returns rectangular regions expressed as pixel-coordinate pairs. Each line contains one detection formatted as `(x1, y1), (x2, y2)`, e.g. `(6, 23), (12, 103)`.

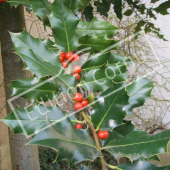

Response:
(106, 164), (121, 170)
(81, 111), (107, 170)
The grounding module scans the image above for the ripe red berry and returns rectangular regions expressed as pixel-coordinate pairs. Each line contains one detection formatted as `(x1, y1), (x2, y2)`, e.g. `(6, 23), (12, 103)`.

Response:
(72, 73), (80, 80)
(73, 54), (79, 61)
(75, 123), (82, 129)
(66, 52), (73, 60)
(81, 100), (89, 107)
(62, 60), (68, 68)
(74, 93), (83, 102)
(0, 0), (5, 2)
(60, 52), (66, 60)
(74, 103), (83, 110)
(59, 56), (64, 62)
(74, 65), (81, 73)
(98, 131), (109, 140)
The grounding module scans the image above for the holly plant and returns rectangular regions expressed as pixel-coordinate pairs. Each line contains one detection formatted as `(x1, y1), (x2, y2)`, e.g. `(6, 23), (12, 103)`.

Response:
(1, 0), (170, 169)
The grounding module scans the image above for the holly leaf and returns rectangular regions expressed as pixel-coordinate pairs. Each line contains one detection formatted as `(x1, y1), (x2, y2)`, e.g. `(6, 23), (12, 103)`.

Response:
(76, 17), (119, 37)
(105, 130), (170, 161)
(78, 165), (93, 170)
(9, 77), (56, 103)
(149, 155), (160, 161)
(118, 159), (170, 170)
(10, 30), (76, 94)
(78, 35), (119, 53)
(64, 0), (77, 14)
(91, 83), (129, 130)
(126, 77), (154, 115)
(28, 117), (99, 166)
(42, 39), (59, 52)
(79, 64), (127, 92)
(77, 0), (90, 11)
(94, 0), (110, 17)
(113, 0), (123, 20)
(83, 5), (94, 22)
(48, 0), (79, 52)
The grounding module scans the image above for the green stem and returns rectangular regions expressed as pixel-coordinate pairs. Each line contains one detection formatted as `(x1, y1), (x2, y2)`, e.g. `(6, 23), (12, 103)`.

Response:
(106, 163), (121, 170)
(81, 111), (107, 170)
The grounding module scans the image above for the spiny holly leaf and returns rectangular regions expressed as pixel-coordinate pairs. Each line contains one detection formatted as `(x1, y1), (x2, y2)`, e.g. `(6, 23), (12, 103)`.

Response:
(83, 5), (94, 22)
(126, 77), (154, 115)
(77, 0), (90, 11)
(9, 77), (56, 103)
(76, 17), (119, 37)
(105, 130), (170, 161)
(49, 0), (79, 52)
(91, 83), (129, 131)
(79, 64), (127, 92)
(82, 52), (131, 72)
(78, 35), (119, 53)
(94, 0), (110, 17)
(1, 103), (70, 135)
(64, 0), (77, 14)
(10, 30), (76, 94)
(28, 118), (99, 166)
(117, 159), (170, 170)
(42, 39), (59, 52)
(29, 0), (51, 26)
(113, 0), (123, 20)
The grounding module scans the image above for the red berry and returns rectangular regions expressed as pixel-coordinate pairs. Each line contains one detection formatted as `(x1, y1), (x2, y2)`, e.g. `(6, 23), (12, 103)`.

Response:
(62, 60), (68, 68)
(74, 103), (83, 110)
(72, 73), (80, 80)
(98, 131), (109, 140)
(75, 123), (82, 129)
(73, 54), (79, 61)
(81, 100), (89, 107)
(0, 0), (5, 2)
(60, 52), (66, 60)
(74, 93), (83, 102)
(66, 52), (73, 60)
(74, 65), (81, 73)
(59, 56), (64, 62)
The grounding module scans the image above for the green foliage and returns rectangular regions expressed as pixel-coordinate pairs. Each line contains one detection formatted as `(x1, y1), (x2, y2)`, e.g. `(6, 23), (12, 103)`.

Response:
(1, 0), (170, 169)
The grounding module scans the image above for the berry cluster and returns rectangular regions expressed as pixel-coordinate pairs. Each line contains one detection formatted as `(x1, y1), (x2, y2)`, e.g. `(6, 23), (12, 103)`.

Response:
(98, 130), (109, 140)
(72, 65), (81, 80)
(59, 52), (79, 68)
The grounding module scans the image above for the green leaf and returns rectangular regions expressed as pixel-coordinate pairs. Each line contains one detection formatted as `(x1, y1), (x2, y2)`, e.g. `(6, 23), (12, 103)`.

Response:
(28, 118), (99, 166)
(91, 83), (129, 130)
(135, 20), (145, 33)
(48, 0), (79, 52)
(105, 130), (170, 161)
(42, 39), (59, 52)
(153, 0), (170, 14)
(124, 9), (133, 16)
(113, 0), (123, 20)
(151, 0), (159, 3)
(85, 93), (95, 105)
(79, 64), (127, 92)
(29, 0), (51, 26)
(94, 0), (110, 17)
(64, 0), (77, 14)
(126, 77), (154, 115)
(149, 155), (160, 161)
(9, 77), (56, 103)
(10, 30), (76, 94)
(83, 5), (94, 22)
(77, 0), (90, 11)
(78, 165), (93, 170)
(118, 159), (170, 170)
(82, 52), (131, 72)
(76, 17), (119, 37)
(78, 35), (119, 53)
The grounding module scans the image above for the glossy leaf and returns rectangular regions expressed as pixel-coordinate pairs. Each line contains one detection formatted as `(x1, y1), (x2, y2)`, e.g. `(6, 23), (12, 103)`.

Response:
(49, 0), (79, 52)
(9, 77), (56, 103)
(42, 39), (59, 52)
(76, 17), (119, 37)
(64, 0), (77, 14)
(28, 118), (99, 166)
(77, 0), (90, 11)
(79, 64), (127, 92)
(10, 30), (76, 94)
(78, 35), (119, 53)
(113, 0), (122, 20)
(149, 155), (160, 161)
(126, 77), (154, 114)
(118, 159), (170, 170)
(83, 5), (94, 22)
(105, 130), (170, 161)
(91, 83), (129, 130)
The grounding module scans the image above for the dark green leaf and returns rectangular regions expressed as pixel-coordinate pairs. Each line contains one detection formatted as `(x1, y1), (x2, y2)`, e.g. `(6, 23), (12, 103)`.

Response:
(9, 77), (56, 103)
(149, 155), (160, 161)
(49, 0), (79, 52)
(64, 0), (77, 14)
(135, 20), (145, 33)
(83, 5), (94, 22)
(113, 0), (123, 19)
(151, 0), (159, 3)
(78, 35), (119, 53)
(154, 0), (170, 14)
(78, 165), (93, 170)
(76, 17), (119, 37)
(94, 0), (110, 17)
(124, 9), (133, 16)
(77, 0), (90, 11)
(28, 118), (99, 166)
(105, 130), (170, 161)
